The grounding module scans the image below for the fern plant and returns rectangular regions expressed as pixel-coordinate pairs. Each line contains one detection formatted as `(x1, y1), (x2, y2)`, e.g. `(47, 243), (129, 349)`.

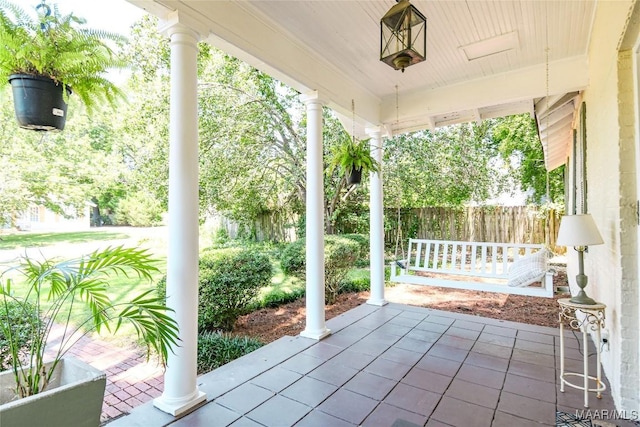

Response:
(329, 132), (380, 177)
(0, 246), (179, 398)
(0, 0), (127, 112)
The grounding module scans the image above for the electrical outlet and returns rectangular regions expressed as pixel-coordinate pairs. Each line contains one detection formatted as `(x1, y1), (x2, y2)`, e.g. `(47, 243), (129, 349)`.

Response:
(601, 329), (610, 351)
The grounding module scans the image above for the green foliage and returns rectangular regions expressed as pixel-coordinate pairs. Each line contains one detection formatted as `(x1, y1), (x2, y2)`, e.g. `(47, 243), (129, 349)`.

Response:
(0, 1), (127, 111)
(199, 249), (273, 331)
(0, 246), (178, 398)
(197, 331), (263, 374)
(197, 52), (308, 225)
(339, 268), (371, 294)
(0, 82), (132, 228)
(329, 134), (379, 176)
(256, 287), (305, 309)
(124, 15), (170, 82)
(211, 227), (231, 247)
(0, 300), (41, 370)
(279, 235), (361, 303)
(280, 239), (306, 276)
(332, 208), (371, 236)
(341, 233), (370, 264)
(158, 249), (273, 332)
(384, 123), (503, 208)
(493, 114), (565, 205)
(115, 191), (164, 227)
(324, 235), (360, 304)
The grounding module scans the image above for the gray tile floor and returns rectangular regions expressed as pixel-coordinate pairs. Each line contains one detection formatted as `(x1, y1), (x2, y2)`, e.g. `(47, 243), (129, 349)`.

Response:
(110, 303), (636, 427)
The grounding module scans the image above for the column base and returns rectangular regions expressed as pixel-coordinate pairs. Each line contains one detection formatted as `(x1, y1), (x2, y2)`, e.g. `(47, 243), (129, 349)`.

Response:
(367, 298), (388, 306)
(154, 390), (207, 417)
(300, 327), (331, 340)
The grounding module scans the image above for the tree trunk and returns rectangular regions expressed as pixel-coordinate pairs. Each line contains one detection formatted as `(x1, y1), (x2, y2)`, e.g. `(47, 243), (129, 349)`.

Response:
(91, 198), (102, 227)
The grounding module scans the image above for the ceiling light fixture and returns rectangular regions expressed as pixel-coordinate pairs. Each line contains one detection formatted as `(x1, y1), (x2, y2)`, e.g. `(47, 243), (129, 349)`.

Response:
(380, 0), (427, 72)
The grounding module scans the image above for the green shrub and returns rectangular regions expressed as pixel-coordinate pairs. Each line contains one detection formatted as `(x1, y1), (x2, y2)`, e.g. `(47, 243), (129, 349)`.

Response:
(260, 287), (306, 308)
(342, 233), (370, 266)
(200, 249), (272, 331)
(280, 239), (306, 275)
(324, 235), (360, 304)
(197, 331), (263, 374)
(280, 236), (361, 304)
(115, 191), (163, 227)
(213, 227), (230, 246)
(340, 269), (371, 293)
(158, 248), (273, 332)
(0, 300), (41, 370)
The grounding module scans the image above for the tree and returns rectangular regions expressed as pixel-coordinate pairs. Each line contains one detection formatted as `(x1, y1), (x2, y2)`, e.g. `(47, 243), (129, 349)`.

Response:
(0, 85), (125, 227)
(100, 15), (561, 238)
(492, 114), (564, 205)
(197, 59), (306, 228)
(383, 122), (506, 209)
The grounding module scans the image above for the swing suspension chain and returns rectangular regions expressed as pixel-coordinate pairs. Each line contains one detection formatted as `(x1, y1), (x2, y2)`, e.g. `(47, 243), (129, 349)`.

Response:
(393, 85), (405, 263)
(394, 207), (405, 259)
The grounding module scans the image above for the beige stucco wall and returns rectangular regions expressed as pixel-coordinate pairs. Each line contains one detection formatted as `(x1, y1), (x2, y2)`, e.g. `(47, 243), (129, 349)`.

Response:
(575, 0), (640, 413)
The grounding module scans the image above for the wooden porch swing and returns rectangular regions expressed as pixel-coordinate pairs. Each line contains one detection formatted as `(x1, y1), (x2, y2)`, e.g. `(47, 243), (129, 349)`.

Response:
(390, 237), (555, 298)
(389, 203), (556, 299)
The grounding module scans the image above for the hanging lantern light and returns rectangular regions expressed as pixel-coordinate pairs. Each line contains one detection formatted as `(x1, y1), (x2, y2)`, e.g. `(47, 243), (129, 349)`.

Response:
(380, 0), (427, 72)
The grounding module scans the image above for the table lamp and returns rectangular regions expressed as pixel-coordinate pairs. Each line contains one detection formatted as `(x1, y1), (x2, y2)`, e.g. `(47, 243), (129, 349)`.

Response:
(556, 214), (604, 305)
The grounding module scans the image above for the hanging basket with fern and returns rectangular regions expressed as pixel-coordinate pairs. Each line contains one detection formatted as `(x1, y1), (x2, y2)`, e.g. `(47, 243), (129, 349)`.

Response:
(329, 133), (379, 185)
(0, 0), (127, 131)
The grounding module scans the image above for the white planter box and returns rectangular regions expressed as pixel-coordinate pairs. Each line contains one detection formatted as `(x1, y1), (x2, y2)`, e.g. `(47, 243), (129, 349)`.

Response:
(0, 357), (106, 427)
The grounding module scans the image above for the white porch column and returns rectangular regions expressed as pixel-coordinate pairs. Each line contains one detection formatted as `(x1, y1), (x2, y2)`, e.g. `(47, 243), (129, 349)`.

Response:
(154, 14), (206, 417)
(367, 128), (387, 306)
(300, 91), (331, 340)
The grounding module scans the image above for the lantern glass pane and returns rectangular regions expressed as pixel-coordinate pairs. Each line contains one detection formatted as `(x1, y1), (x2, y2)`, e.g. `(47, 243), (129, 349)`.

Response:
(410, 20), (426, 56)
(381, 22), (404, 59)
(381, 2), (410, 28)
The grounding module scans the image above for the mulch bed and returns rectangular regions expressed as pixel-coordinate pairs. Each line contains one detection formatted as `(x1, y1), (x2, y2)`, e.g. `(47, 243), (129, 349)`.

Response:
(234, 270), (570, 343)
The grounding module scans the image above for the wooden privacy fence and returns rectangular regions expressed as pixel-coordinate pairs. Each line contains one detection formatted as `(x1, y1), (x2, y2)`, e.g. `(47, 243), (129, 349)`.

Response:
(213, 206), (564, 253)
(385, 206), (564, 254)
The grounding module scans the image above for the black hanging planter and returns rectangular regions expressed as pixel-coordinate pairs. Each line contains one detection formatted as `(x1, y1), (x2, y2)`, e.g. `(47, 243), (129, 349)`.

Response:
(9, 74), (71, 131)
(347, 167), (363, 185)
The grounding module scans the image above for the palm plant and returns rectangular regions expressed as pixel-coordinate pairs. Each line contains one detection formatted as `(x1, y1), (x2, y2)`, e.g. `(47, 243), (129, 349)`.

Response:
(0, 246), (178, 398)
(0, 0), (127, 112)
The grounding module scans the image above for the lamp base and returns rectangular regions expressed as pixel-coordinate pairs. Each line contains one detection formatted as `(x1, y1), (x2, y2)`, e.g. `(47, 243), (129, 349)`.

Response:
(569, 290), (597, 305)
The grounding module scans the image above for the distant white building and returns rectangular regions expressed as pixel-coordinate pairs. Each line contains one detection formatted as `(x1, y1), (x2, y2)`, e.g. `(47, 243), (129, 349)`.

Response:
(14, 204), (91, 232)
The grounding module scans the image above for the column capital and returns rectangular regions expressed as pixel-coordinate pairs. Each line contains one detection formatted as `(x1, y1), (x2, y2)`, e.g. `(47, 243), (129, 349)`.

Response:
(160, 10), (208, 40)
(365, 126), (383, 138)
(299, 90), (327, 106)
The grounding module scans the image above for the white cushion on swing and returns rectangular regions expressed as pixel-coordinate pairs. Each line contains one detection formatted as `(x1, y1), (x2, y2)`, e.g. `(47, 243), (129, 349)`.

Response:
(508, 249), (548, 287)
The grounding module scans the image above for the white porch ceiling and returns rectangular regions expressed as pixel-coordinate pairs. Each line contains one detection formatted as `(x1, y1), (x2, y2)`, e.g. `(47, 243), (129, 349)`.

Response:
(128, 0), (597, 171)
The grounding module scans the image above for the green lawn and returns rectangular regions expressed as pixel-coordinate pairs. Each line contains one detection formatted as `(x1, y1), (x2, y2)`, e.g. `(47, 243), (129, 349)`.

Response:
(1, 233), (373, 352)
(0, 230), (131, 250)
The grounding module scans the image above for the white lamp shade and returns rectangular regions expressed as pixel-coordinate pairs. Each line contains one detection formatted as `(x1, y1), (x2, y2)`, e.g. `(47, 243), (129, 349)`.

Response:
(557, 214), (604, 246)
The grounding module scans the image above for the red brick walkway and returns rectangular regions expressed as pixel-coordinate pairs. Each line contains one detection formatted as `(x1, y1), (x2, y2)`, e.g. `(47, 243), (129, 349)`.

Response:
(46, 325), (164, 424)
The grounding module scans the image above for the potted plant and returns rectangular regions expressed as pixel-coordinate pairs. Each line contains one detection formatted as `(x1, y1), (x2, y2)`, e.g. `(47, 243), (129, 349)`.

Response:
(329, 133), (380, 185)
(0, 246), (179, 427)
(0, 0), (127, 130)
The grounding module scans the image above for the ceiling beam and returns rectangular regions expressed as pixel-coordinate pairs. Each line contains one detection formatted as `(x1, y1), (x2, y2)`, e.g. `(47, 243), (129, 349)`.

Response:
(382, 55), (589, 128)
